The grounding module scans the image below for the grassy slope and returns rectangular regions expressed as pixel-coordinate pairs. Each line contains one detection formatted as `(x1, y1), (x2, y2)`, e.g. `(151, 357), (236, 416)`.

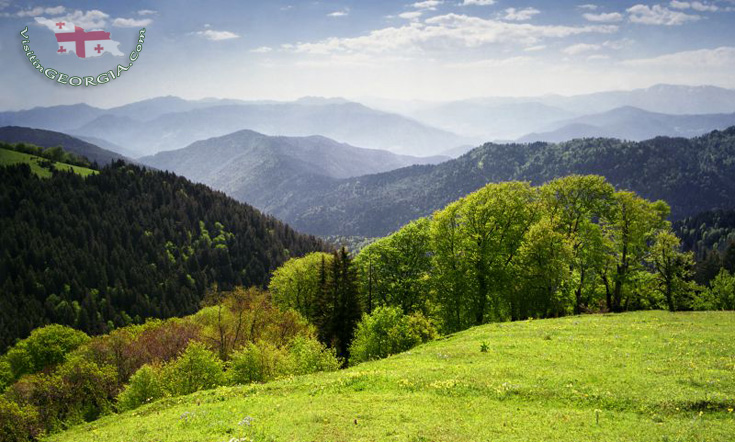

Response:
(0, 147), (97, 177)
(48, 311), (735, 442)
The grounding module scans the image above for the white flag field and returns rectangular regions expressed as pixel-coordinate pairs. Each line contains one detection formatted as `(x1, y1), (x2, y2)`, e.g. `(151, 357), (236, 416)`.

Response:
(35, 17), (123, 58)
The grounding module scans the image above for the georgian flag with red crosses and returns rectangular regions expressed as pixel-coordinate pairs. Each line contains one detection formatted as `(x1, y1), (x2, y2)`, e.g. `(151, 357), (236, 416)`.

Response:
(35, 17), (124, 58)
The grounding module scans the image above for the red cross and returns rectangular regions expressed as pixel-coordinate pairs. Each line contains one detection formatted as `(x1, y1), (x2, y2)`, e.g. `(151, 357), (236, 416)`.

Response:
(55, 22), (65, 29)
(57, 46), (66, 53)
(94, 44), (104, 54)
(55, 26), (110, 58)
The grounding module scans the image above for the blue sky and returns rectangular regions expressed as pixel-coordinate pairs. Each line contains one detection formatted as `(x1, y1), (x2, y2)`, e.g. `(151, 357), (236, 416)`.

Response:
(1, 0), (734, 109)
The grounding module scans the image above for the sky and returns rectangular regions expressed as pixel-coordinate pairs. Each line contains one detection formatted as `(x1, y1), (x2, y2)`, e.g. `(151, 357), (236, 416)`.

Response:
(1, 0), (734, 110)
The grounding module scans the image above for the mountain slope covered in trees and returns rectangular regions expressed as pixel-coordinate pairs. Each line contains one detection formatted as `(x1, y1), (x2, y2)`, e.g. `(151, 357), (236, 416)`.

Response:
(139, 130), (448, 213)
(254, 127), (735, 236)
(0, 163), (325, 350)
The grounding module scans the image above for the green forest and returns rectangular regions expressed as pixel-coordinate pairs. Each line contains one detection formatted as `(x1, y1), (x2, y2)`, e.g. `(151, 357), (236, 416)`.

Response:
(0, 162), (325, 351)
(1, 143), (735, 442)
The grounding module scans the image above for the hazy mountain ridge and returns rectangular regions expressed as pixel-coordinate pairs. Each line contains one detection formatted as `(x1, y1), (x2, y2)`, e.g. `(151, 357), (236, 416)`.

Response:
(518, 106), (735, 142)
(139, 129), (448, 214)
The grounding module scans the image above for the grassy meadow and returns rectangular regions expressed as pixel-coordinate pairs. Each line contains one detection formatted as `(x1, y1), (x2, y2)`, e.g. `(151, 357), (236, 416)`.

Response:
(46, 311), (735, 442)
(0, 147), (97, 178)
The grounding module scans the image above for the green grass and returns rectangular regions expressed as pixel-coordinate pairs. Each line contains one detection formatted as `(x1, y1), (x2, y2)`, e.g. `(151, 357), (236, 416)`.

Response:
(47, 311), (735, 442)
(0, 147), (97, 177)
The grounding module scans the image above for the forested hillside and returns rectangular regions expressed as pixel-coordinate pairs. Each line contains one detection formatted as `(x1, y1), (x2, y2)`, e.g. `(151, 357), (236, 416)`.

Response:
(0, 163), (326, 350)
(139, 130), (447, 215)
(267, 127), (735, 236)
(673, 208), (735, 284)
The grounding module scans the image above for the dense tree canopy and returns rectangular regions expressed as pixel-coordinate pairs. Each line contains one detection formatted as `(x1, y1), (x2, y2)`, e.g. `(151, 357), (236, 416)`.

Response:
(0, 163), (326, 350)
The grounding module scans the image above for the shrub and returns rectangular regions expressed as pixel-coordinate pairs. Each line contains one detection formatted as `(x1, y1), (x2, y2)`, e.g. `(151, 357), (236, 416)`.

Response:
(227, 342), (290, 385)
(707, 269), (735, 310)
(349, 306), (438, 365)
(287, 335), (341, 375)
(0, 396), (41, 442)
(4, 356), (117, 434)
(0, 359), (12, 392)
(160, 342), (225, 396)
(116, 365), (164, 411)
(4, 325), (89, 381)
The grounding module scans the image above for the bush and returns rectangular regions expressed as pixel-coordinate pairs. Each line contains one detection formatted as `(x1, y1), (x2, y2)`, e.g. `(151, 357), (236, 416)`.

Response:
(4, 356), (117, 434)
(4, 325), (90, 381)
(287, 335), (341, 375)
(0, 396), (41, 442)
(227, 342), (290, 385)
(160, 342), (225, 396)
(349, 307), (438, 365)
(0, 359), (12, 392)
(116, 365), (164, 411)
(707, 269), (735, 310)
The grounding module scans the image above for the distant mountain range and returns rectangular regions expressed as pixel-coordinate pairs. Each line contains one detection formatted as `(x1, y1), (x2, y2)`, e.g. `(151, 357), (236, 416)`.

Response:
(192, 127), (735, 237)
(0, 97), (473, 158)
(400, 84), (735, 141)
(0, 126), (131, 165)
(517, 107), (735, 142)
(139, 129), (448, 214)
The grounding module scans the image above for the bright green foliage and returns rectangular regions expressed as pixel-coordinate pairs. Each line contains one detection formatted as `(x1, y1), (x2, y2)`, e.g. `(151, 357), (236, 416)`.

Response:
(649, 231), (698, 311)
(44, 312), (735, 442)
(344, 176), (700, 335)
(227, 342), (289, 385)
(3, 325), (90, 381)
(349, 306), (438, 364)
(269, 252), (334, 323)
(286, 335), (341, 375)
(601, 191), (670, 312)
(116, 365), (164, 412)
(355, 219), (433, 315)
(0, 396), (40, 442)
(0, 359), (11, 392)
(702, 269), (735, 310)
(431, 181), (539, 331)
(540, 175), (614, 314)
(160, 342), (225, 397)
(514, 219), (574, 319)
(226, 336), (340, 385)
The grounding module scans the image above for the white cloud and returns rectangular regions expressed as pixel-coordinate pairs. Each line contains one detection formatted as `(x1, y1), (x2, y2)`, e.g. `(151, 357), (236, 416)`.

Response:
(444, 56), (533, 68)
(503, 7), (541, 21)
(577, 4), (598, 10)
(112, 17), (152, 27)
(412, 0), (442, 10)
(670, 1), (718, 12)
(583, 12), (623, 22)
(563, 43), (601, 55)
(524, 45), (546, 52)
(621, 46), (735, 67)
(137, 9), (157, 16)
(251, 46), (273, 53)
(461, 0), (495, 5)
(17, 5), (65, 17)
(398, 11), (423, 20)
(196, 29), (240, 41)
(627, 4), (700, 25)
(587, 54), (610, 61)
(34, 10), (109, 29)
(328, 10), (349, 17)
(603, 38), (634, 50)
(284, 14), (617, 55)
